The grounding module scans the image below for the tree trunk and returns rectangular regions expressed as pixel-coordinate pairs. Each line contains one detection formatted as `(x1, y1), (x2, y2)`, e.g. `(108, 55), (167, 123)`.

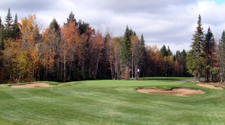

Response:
(94, 55), (100, 79)
(194, 75), (197, 81)
(125, 66), (130, 80)
(132, 55), (133, 79)
(135, 64), (138, 80)
(110, 61), (114, 79)
(64, 50), (66, 81)
(81, 60), (85, 79)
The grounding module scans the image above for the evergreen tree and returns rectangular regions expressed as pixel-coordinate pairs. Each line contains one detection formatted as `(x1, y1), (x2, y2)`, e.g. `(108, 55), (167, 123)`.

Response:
(4, 8), (13, 40)
(140, 34), (147, 77)
(5, 8), (13, 29)
(66, 12), (77, 24)
(0, 16), (4, 50)
(121, 26), (132, 79)
(204, 27), (214, 55)
(187, 50), (198, 80)
(160, 45), (168, 57)
(12, 14), (20, 39)
(204, 27), (215, 81)
(122, 26), (132, 64)
(0, 17), (2, 28)
(0, 25), (4, 50)
(50, 18), (60, 33)
(167, 46), (172, 56)
(0, 17), (2, 39)
(176, 50), (181, 60)
(219, 31), (225, 82)
(141, 34), (145, 47)
(188, 15), (205, 81)
(78, 20), (90, 35)
(181, 49), (187, 58)
(181, 49), (187, 76)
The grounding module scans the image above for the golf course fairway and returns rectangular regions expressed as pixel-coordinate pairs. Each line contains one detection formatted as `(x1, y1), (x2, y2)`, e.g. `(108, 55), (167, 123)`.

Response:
(0, 77), (224, 124)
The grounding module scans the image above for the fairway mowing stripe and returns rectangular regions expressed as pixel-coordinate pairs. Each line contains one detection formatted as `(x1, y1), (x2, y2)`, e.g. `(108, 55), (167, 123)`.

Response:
(152, 101), (199, 110)
(214, 111), (223, 124)
(0, 115), (20, 125)
(203, 111), (210, 125)
(208, 112), (214, 124)
(0, 89), (17, 99)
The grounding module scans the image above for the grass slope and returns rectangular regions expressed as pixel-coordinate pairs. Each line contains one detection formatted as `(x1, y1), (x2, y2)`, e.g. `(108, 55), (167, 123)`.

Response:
(0, 78), (225, 125)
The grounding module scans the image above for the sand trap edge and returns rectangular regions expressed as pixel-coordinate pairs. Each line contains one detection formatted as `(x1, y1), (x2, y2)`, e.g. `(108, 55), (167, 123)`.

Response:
(136, 87), (205, 97)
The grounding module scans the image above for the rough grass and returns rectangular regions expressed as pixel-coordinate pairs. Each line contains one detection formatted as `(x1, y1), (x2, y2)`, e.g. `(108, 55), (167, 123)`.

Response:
(0, 78), (225, 125)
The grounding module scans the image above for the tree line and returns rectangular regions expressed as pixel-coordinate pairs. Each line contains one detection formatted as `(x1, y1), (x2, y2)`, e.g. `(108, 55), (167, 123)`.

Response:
(0, 8), (189, 83)
(188, 15), (225, 82)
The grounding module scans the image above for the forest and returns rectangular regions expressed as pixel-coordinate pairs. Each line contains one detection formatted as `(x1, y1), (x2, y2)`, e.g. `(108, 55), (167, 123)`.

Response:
(0, 8), (223, 84)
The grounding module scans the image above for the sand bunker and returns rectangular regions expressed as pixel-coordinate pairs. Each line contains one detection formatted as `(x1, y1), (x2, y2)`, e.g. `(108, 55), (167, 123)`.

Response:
(136, 88), (205, 97)
(11, 83), (53, 88)
(196, 84), (223, 90)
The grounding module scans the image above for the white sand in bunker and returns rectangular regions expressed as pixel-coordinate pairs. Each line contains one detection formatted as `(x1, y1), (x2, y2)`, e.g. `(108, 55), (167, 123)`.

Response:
(196, 83), (223, 90)
(11, 83), (53, 88)
(136, 88), (205, 97)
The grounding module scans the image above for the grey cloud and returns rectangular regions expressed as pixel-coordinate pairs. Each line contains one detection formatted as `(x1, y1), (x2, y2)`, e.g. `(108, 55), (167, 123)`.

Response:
(102, 0), (197, 13)
(0, 0), (223, 54)
(0, 0), (59, 11)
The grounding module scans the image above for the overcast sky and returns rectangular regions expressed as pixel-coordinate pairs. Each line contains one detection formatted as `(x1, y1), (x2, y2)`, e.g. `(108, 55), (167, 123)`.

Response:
(0, 0), (224, 53)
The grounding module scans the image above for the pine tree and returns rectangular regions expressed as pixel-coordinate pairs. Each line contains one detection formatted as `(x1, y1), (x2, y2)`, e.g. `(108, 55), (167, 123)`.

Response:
(204, 27), (215, 81)
(4, 8), (13, 40)
(204, 27), (214, 55)
(0, 25), (5, 50)
(12, 14), (20, 39)
(167, 46), (172, 56)
(5, 8), (13, 29)
(181, 49), (187, 59)
(141, 34), (145, 47)
(181, 49), (187, 76)
(0, 17), (2, 28)
(66, 12), (77, 24)
(0, 16), (4, 50)
(121, 26), (132, 79)
(188, 15), (205, 81)
(219, 31), (225, 82)
(160, 45), (168, 57)
(50, 18), (60, 32)
(78, 20), (90, 35)
(0, 17), (2, 40)
(122, 26), (132, 64)
(140, 34), (147, 77)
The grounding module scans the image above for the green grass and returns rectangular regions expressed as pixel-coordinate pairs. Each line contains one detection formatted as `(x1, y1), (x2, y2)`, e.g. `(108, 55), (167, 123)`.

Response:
(85, 80), (183, 87)
(0, 77), (225, 125)
(140, 77), (194, 81)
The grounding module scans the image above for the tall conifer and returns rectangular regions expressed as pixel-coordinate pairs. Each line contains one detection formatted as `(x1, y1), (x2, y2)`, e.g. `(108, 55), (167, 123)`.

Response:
(12, 14), (20, 39)
(121, 26), (132, 79)
(204, 27), (215, 81)
(219, 31), (225, 82)
(5, 8), (13, 29)
(188, 15), (205, 81)
(160, 45), (168, 57)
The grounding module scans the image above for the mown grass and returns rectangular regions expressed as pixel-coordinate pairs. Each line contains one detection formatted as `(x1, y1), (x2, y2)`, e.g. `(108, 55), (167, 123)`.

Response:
(85, 80), (183, 87)
(139, 77), (194, 81)
(0, 77), (225, 125)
